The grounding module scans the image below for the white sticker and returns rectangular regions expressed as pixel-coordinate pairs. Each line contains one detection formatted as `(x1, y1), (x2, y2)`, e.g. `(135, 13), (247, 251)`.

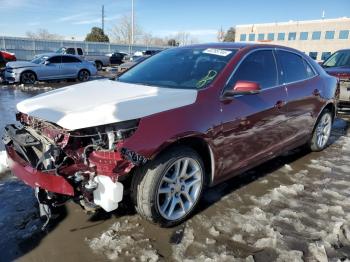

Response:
(203, 48), (232, 57)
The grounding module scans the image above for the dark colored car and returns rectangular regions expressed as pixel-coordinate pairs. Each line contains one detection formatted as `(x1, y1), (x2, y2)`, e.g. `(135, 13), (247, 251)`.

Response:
(109, 52), (128, 65)
(117, 55), (150, 73)
(322, 49), (350, 112)
(3, 43), (337, 227)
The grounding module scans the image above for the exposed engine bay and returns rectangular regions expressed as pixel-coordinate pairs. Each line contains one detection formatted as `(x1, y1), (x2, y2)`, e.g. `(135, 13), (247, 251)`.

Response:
(2, 112), (148, 225)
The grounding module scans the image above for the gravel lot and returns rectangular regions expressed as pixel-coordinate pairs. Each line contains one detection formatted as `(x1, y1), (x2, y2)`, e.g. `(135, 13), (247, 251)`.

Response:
(0, 79), (349, 262)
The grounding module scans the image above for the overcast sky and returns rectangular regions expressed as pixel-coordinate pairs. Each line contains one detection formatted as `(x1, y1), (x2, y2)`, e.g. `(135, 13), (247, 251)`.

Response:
(0, 0), (349, 42)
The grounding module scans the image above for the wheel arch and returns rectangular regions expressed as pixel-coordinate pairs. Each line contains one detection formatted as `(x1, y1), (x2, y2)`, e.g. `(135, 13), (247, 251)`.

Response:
(20, 70), (38, 81)
(150, 136), (215, 187)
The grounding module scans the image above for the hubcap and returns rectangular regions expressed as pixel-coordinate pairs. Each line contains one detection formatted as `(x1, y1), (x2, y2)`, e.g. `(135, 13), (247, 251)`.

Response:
(316, 113), (331, 148)
(79, 71), (89, 81)
(22, 72), (35, 84)
(157, 157), (203, 221)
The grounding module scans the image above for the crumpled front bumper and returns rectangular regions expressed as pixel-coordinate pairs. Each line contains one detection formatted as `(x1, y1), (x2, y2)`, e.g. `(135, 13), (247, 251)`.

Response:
(5, 145), (74, 196)
(3, 124), (75, 196)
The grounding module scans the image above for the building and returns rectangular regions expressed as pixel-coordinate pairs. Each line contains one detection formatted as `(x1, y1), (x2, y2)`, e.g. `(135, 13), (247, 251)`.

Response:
(235, 17), (350, 61)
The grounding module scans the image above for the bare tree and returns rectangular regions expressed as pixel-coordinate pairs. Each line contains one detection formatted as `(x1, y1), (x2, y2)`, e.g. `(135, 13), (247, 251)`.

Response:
(26, 28), (63, 40)
(172, 32), (198, 46)
(110, 14), (143, 45)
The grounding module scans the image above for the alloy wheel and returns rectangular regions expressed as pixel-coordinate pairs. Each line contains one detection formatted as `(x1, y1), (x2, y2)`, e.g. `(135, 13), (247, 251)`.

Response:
(21, 72), (36, 84)
(315, 113), (332, 148)
(156, 157), (203, 221)
(78, 70), (90, 81)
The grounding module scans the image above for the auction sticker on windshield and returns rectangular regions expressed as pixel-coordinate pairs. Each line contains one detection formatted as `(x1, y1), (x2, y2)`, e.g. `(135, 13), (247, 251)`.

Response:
(203, 48), (232, 56)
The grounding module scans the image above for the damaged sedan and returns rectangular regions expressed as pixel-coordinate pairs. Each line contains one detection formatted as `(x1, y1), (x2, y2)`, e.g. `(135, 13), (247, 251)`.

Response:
(2, 43), (338, 227)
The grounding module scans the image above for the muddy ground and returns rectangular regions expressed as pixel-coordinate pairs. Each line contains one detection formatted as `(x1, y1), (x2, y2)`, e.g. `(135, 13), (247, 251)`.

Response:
(0, 78), (349, 262)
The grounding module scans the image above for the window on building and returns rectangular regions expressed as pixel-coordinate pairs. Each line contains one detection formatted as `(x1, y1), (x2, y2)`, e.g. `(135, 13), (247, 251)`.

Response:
(277, 33), (285, 40)
(321, 52), (332, 61)
(249, 33), (256, 41)
(267, 33), (274, 41)
(339, 30), (349, 39)
(240, 34), (247, 41)
(312, 31), (321, 40)
(288, 32), (296, 40)
(258, 33), (265, 41)
(309, 52), (318, 60)
(325, 31), (335, 40)
(300, 32), (308, 40)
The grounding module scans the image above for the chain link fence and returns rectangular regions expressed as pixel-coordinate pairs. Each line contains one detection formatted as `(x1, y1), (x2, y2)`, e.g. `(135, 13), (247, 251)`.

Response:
(1, 36), (167, 61)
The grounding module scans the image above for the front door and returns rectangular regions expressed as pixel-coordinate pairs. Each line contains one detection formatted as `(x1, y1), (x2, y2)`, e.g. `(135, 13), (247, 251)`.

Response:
(218, 49), (289, 178)
(39, 55), (62, 80)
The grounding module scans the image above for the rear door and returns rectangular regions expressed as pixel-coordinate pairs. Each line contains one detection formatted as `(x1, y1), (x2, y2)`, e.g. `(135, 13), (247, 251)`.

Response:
(61, 56), (82, 78)
(39, 55), (62, 80)
(276, 50), (320, 141)
(219, 49), (289, 177)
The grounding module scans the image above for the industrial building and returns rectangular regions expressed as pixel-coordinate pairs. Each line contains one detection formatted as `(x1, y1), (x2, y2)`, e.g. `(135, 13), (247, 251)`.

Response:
(235, 17), (350, 61)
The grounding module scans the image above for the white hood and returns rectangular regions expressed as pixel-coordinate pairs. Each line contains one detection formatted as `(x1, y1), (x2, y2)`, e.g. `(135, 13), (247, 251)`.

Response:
(17, 79), (197, 130)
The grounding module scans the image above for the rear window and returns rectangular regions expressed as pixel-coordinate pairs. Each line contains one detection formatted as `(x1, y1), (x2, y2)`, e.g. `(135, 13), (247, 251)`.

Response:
(323, 50), (350, 68)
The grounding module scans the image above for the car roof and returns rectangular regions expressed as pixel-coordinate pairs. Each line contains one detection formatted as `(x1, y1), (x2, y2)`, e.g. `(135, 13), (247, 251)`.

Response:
(180, 42), (305, 53)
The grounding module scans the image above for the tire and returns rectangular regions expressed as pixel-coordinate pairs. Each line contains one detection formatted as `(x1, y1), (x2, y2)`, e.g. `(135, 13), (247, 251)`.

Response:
(77, 69), (90, 82)
(95, 61), (103, 71)
(131, 146), (205, 227)
(309, 109), (333, 151)
(20, 71), (36, 85)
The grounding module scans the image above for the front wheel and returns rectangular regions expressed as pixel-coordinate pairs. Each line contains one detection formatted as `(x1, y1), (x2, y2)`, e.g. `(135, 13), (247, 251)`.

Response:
(20, 71), (36, 84)
(309, 109), (333, 151)
(77, 69), (90, 82)
(131, 146), (205, 227)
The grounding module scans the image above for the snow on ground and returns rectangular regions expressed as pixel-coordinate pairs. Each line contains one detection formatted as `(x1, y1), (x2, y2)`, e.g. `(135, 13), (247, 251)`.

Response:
(87, 217), (159, 261)
(87, 120), (350, 261)
(0, 150), (9, 175)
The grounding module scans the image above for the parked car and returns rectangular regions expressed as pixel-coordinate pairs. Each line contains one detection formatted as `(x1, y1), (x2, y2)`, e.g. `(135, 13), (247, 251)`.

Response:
(4, 54), (97, 84)
(322, 49), (350, 112)
(3, 43), (337, 227)
(0, 50), (16, 68)
(117, 55), (150, 73)
(109, 52), (128, 66)
(36, 47), (110, 71)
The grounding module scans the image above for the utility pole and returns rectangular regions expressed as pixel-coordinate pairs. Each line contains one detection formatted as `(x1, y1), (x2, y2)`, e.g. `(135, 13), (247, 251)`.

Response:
(131, 0), (134, 48)
(102, 5), (105, 32)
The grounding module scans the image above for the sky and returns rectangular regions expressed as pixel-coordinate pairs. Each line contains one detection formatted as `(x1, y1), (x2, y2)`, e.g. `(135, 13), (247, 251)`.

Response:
(0, 0), (349, 42)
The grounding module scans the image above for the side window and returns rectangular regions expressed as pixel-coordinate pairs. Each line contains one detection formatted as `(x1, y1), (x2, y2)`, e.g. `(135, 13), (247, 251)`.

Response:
(62, 56), (81, 63)
(278, 51), (312, 83)
(228, 50), (278, 90)
(47, 56), (61, 64)
(77, 48), (83, 55)
(66, 48), (76, 55)
(303, 60), (316, 78)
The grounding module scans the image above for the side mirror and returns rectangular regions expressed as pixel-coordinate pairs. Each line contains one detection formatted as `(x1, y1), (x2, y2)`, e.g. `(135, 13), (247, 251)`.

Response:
(223, 81), (261, 98)
(44, 60), (50, 65)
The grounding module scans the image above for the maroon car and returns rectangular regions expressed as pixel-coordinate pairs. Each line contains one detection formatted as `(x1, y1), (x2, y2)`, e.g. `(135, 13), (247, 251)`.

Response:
(3, 43), (337, 226)
(322, 49), (350, 112)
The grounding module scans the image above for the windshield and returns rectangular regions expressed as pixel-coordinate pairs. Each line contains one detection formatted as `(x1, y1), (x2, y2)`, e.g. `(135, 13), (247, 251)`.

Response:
(31, 55), (48, 64)
(323, 50), (350, 68)
(118, 47), (237, 89)
(56, 47), (66, 54)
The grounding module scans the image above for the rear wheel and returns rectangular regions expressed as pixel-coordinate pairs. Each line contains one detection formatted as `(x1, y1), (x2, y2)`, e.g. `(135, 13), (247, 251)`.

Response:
(20, 71), (36, 84)
(95, 61), (103, 71)
(309, 109), (333, 151)
(77, 69), (90, 82)
(132, 146), (205, 227)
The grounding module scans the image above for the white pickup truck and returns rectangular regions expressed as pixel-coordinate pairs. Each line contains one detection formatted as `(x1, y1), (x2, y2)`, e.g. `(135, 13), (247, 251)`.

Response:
(55, 47), (111, 70)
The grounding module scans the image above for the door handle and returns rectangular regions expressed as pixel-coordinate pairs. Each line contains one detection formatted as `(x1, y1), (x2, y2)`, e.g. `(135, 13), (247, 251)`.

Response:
(275, 100), (286, 109)
(313, 89), (321, 96)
